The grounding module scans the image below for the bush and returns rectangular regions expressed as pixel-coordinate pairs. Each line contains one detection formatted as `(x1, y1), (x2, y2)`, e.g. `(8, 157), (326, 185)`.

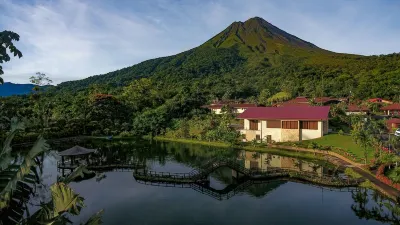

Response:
(344, 168), (362, 179)
(338, 130), (344, 135)
(91, 130), (101, 136)
(119, 131), (132, 137)
(376, 164), (400, 190)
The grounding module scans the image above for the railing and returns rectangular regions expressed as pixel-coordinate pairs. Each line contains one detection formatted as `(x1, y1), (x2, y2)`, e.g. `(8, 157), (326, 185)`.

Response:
(132, 159), (362, 187)
(57, 161), (146, 171)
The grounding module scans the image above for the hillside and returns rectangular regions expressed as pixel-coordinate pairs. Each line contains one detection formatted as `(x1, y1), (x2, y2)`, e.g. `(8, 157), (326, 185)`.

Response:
(0, 82), (35, 97)
(55, 17), (400, 99)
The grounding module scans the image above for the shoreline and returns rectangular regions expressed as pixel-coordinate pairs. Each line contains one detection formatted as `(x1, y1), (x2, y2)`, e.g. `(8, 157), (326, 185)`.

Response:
(149, 136), (400, 202)
(151, 136), (328, 162)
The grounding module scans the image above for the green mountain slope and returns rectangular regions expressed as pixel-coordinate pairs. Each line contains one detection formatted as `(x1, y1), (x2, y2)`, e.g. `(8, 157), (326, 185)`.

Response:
(56, 17), (400, 99)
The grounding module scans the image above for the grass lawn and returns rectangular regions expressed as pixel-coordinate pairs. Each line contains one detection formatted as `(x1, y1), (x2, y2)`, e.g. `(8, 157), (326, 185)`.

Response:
(305, 134), (374, 162)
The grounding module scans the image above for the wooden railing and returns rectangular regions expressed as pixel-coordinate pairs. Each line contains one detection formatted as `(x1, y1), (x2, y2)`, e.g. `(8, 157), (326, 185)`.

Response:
(132, 159), (362, 187)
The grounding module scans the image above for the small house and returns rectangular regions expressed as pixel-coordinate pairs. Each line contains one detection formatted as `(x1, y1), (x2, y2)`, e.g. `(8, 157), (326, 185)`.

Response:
(381, 103), (400, 116)
(237, 106), (330, 142)
(386, 118), (400, 131)
(202, 102), (257, 114)
(345, 105), (370, 115)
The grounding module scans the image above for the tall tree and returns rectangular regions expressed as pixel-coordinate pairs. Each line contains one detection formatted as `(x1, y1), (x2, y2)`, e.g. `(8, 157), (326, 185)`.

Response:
(29, 73), (53, 132)
(0, 30), (23, 84)
(351, 119), (373, 165)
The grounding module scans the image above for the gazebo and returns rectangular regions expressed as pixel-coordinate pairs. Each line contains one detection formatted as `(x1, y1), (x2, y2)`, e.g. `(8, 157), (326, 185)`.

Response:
(59, 145), (97, 167)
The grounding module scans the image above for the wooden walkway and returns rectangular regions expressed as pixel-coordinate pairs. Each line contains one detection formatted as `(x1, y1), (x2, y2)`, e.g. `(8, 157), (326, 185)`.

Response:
(57, 162), (146, 171)
(136, 178), (361, 201)
(132, 159), (362, 187)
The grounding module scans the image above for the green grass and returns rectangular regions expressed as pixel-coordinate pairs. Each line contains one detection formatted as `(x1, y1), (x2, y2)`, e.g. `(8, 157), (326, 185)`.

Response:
(345, 168), (362, 179)
(304, 134), (374, 162)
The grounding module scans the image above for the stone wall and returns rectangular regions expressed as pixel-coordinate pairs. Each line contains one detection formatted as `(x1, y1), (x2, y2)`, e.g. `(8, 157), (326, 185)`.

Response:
(281, 129), (299, 142)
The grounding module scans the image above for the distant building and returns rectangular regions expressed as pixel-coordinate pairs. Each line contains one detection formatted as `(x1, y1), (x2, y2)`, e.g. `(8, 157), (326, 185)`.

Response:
(237, 106), (330, 142)
(202, 101), (257, 114)
(345, 104), (370, 115)
(381, 103), (400, 116)
(367, 98), (393, 104)
(386, 118), (400, 131)
(275, 96), (341, 107)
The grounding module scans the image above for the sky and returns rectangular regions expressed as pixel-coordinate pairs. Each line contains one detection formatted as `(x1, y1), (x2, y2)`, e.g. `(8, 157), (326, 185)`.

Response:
(1, 0), (400, 84)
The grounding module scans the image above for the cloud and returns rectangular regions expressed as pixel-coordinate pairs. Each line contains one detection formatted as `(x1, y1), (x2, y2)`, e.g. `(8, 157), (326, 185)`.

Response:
(1, 0), (399, 84)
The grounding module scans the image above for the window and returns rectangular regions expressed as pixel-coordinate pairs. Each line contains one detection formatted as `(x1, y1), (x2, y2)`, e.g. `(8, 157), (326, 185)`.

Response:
(300, 121), (318, 130)
(282, 121), (298, 129)
(249, 120), (259, 130)
(267, 120), (281, 128)
(256, 135), (261, 140)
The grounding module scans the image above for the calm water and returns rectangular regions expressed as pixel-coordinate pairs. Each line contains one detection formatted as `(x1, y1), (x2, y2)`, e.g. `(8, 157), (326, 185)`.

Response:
(17, 139), (400, 224)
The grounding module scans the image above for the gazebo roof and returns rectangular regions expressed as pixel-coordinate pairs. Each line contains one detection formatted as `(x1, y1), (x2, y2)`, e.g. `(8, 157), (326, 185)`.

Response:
(59, 145), (96, 156)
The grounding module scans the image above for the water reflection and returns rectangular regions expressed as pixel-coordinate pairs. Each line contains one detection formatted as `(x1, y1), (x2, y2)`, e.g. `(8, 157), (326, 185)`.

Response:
(3, 138), (400, 225)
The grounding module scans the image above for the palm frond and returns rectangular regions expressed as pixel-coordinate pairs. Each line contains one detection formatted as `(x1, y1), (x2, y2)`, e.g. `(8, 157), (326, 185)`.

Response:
(0, 136), (49, 208)
(51, 182), (84, 216)
(59, 165), (92, 184)
(81, 210), (104, 225)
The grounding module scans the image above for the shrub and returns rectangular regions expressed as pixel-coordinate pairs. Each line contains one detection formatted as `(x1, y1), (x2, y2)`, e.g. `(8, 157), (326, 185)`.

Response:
(119, 131), (132, 137)
(338, 130), (344, 135)
(376, 164), (400, 190)
(344, 168), (362, 179)
(91, 130), (101, 136)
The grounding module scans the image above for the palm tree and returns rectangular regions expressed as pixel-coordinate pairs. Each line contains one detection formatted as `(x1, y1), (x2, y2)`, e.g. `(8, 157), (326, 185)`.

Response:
(351, 120), (373, 165)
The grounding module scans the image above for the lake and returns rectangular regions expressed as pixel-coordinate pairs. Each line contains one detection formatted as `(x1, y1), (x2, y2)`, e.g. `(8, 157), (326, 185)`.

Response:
(9, 139), (400, 224)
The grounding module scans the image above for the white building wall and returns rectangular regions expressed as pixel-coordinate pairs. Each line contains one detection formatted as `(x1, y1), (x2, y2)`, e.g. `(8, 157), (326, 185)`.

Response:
(300, 121), (323, 141)
(346, 111), (366, 115)
(263, 127), (282, 142)
(212, 108), (222, 114)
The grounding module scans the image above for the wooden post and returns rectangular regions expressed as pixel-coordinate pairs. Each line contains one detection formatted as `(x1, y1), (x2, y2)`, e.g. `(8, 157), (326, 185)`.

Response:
(62, 156), (65, 165)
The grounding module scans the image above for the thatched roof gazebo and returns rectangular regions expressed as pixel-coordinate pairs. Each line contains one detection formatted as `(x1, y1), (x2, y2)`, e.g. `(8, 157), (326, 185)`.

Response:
(59, 146), (97, 168)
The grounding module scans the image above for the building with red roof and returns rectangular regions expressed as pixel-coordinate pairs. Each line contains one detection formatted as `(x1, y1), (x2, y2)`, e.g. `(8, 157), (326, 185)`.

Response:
(276, 96), (342, 107)
(201, 101), (257, 114)
(237, 106), (330, 142)
(368, 98), (393, 104)
(386, 118), (400, 131)
(381, 103), (400, 116)
(345, 104), (370, 115)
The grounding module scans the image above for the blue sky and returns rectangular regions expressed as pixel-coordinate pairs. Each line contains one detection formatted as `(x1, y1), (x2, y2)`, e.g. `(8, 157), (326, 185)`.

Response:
(1, 0), (400, 84)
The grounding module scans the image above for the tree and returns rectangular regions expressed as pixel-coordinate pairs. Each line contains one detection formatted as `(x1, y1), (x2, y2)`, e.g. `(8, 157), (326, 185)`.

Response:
(29, 73), (53, 132)
(257, 89), (271, 105)
(0, 30), (23, 84)
(122, 78), (161, 112)
(351, 119), (373, 165)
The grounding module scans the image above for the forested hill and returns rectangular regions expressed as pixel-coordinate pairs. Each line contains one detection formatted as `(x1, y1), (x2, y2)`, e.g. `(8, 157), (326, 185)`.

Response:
(56, 17), (400, 99)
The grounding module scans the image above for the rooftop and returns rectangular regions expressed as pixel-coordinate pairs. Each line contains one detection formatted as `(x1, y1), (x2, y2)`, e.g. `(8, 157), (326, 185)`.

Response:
(381, 103), (400, 110)
(59, 146), (97, 156)
(202, 103), (257, 109)
(347, 104), (370, 112)
(237, 106), (330, 120)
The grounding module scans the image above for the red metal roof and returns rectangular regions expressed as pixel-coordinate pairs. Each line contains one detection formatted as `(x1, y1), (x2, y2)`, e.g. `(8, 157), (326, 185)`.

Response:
(237, 106), (330, 120)
(202, 103), (257, 109)
(347, 104), (369, 112)
(387, 118), (400, 124)
(279, 96), (340, 106)
(381, 103), (400, 110)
